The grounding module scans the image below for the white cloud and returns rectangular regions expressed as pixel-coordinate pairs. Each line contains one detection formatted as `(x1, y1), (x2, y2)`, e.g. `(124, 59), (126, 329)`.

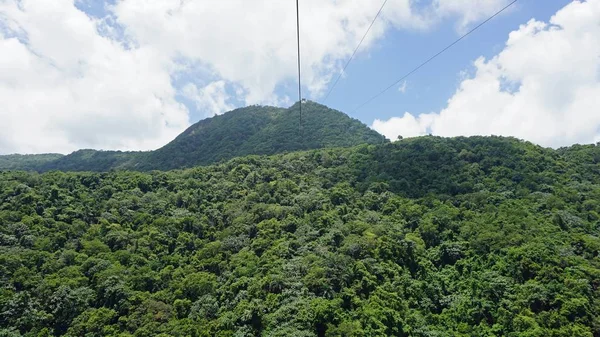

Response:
(0, 0), (189, 154)
(110, 0), (433, 104)
(398, 80), (408, 93)
(182, 81), (234, 118)
(373, 112), (434, 139)
(373, 0), (600, 148)
(435, 0), (516, 32)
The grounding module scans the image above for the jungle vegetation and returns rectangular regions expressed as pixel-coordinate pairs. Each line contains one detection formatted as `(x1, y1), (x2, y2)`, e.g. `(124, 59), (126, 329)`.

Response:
(1, 136), (599, 336)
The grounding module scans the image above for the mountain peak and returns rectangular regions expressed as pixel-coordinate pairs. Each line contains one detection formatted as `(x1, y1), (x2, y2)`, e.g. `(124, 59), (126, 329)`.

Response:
(287, 99), (331, 110)
(145, 103), (384, 170)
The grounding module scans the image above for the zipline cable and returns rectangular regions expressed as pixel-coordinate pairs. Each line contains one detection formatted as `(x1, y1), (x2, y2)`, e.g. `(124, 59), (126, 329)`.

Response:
(350, 0), (518, 113)
(322, 0), (388, 103)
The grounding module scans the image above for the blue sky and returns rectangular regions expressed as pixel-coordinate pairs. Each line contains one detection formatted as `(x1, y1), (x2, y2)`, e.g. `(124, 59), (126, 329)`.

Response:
(322, 0), (571, 124)
(0, 0), (599, 154)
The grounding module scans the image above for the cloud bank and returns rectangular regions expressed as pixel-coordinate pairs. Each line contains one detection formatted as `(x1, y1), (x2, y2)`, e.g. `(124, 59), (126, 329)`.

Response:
(0, 0), (517, 153)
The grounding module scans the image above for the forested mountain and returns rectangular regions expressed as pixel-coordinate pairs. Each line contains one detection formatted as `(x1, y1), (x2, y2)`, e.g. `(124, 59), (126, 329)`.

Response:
(141, 101), (384, 171)
(1, 136), (600, 336)
(0, 102), (385, 172)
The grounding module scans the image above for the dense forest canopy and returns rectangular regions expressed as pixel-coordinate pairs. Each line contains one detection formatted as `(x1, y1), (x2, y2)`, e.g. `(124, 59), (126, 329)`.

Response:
(0, 102), (384, 172)
(1, 136), (599, 336)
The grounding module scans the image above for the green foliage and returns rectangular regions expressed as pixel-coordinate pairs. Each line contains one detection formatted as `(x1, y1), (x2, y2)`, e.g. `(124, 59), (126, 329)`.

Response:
(0, 136), (599, 336)
(41, 150), (148, 172)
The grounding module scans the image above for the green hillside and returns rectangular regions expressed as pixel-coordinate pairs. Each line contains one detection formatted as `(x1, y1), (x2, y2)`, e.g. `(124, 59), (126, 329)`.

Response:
(1, 136), (599, 336)
(0, 154), (64, 171)
(0, 102), (385, 172)
(39, 150), (148, 172)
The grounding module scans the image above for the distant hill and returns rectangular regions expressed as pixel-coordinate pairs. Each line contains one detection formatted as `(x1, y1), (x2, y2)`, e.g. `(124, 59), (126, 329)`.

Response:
(0, 101), (385, 172)
(39, 149), (148, 172)
(0, 153), (64, 171)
